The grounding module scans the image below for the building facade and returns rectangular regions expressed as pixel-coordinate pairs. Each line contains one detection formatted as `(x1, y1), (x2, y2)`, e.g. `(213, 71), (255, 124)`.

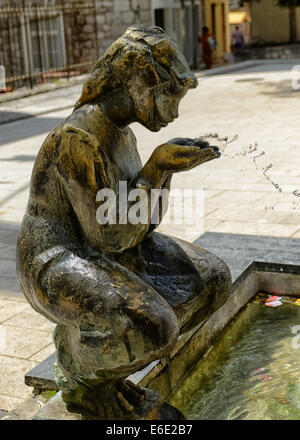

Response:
(204, 0), (231, 59)
(0, 0), (103, 88)
(228, 0), (251, 45)
(249, 0), (300, 44)
(151, 0), (203, 67)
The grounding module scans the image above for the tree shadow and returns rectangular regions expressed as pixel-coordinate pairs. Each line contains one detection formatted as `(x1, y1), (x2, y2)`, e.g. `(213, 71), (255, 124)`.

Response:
(0, 115), (64, 146)
(0, 221), (23, 295)
(0, 154), (36, 162)
(0, 111), (34, 125)
(235, 77), (265, 83)
(255, 78), (300, 98)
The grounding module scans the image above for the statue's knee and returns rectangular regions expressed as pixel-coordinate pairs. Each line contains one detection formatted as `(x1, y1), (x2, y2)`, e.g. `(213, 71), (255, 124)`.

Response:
(155, 305), (179, 351)
(211, 258), (232, 312)
(129, 299), (179, 356)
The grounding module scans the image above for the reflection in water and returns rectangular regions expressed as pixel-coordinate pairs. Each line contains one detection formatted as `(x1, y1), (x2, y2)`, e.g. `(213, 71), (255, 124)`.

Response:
(169, 295), (300, 420)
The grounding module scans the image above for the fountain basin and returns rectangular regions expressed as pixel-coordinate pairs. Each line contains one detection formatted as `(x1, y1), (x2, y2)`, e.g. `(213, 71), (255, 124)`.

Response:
(168, 294), (300, 420)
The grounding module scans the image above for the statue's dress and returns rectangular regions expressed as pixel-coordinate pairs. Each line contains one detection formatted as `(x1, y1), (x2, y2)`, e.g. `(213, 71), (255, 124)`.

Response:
(16, 103), (231, 393)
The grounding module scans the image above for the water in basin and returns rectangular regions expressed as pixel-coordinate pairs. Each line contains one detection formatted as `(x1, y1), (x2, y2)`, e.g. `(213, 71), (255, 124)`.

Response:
(168, 294), (300, 420)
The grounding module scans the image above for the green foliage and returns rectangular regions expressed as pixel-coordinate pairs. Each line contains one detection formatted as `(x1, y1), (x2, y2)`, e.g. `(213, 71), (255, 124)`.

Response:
(267, 401), (300, 420)
(40, 389), (58, 401)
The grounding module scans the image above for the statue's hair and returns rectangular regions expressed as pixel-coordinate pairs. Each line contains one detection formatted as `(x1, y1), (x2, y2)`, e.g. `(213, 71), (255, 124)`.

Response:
(74, 26), (198, 110)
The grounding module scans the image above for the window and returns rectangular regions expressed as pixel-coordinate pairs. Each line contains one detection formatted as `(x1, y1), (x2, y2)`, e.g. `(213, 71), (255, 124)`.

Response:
(30, 13), (66, 72)
(21, 9), (66, 75)
(154, 8), (165, 29)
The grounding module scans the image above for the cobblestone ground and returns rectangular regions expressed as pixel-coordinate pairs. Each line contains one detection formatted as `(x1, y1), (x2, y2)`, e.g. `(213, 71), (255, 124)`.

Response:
(0, 61), (299, 412)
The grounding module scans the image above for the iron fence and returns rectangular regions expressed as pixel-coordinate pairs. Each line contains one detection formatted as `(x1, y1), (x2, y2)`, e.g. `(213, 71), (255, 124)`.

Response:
(0, 1), (98, 89)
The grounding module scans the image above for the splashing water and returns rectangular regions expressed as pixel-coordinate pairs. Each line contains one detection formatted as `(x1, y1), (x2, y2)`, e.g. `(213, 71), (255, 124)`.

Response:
(194, 132), (239, 154)
(205, 133), (300, 203)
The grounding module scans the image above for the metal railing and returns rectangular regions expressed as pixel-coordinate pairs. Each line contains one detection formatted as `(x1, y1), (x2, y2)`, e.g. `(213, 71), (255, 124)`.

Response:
(0, 1), (98, 89)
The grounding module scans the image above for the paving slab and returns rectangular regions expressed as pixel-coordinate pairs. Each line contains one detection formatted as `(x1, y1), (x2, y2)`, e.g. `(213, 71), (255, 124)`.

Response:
(0, 395), (24, 413)
(3, 308), (55, 332)
(0, 244), (17, 261)
(0, 83), (82, 125)
(0, 278), (23, 295)
(1, 394), (47, 419)
(195, 232), (300, 285)
(25, 353), (57, 391)
(29, 344), (55, 363)
(0, 355), (37, 401)
(212, 221), (300, 238)
(0, 260), (19, 278)
(0, 409), (8, 418)
(0, 223), (22, 296)
(0, 300), (29, 323)
(0, 325), (52, 359)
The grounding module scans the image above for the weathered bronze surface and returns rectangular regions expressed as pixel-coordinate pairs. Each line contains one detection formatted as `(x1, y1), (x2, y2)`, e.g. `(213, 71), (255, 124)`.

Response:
(16, 26), (232, 419)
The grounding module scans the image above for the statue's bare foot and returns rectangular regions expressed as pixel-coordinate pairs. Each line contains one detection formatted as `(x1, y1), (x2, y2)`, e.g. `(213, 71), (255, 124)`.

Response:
(62, 379), (149, 419)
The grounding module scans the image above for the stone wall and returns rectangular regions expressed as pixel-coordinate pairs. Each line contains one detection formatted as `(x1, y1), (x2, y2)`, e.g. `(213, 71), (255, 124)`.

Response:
(236, 43), (300, 61)
(68, 0), (153, 66)
(0, 0), (99, 85)
(65, 0), (99, 67)
(95, 0), (152, 58)
(70, 0), (153, 65)
(250, 0), (300, 44)
(0, 1), (24, 84)
(0, 0), (153, 88)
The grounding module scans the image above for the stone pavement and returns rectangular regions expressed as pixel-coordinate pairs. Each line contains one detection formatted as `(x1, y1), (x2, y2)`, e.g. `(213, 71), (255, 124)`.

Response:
(0, 82), (83, 125)
(0, 60), (300, 414)
(0, 223), (55, 414)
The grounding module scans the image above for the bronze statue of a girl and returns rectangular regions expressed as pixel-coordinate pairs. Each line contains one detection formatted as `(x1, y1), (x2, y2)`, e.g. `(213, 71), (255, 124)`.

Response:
(17, 26), (231, 419)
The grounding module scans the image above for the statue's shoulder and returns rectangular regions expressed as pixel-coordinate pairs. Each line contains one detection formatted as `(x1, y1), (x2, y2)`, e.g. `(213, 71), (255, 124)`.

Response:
(52, 109), (102, 155)
(57, 104), (112, 149)
(50, 105), (110, 181)
(58, 123), (98, 147)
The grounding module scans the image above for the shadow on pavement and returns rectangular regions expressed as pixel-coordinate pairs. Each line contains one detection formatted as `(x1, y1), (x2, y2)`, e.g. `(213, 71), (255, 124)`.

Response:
(0, 155), (36, 162)
(255, 78), (300, 98)
(235, 77), (265, 83)
(226, 62), (300, 75)
(0, 221), (23, 296)
(0, 116), (64, 146)
(0, 110), (33, 125)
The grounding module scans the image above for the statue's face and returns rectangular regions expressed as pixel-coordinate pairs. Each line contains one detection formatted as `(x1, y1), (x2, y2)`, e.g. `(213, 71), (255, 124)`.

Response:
(153, 82), (188, 130)
(129, 78), (188, 132)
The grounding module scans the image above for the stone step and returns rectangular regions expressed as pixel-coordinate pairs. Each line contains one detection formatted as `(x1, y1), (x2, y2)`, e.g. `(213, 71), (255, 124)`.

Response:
(25, 352), (57, 391)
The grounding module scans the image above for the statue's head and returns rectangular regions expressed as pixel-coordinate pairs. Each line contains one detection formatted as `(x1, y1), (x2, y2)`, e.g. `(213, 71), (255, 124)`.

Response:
(74, 26), (198, 131)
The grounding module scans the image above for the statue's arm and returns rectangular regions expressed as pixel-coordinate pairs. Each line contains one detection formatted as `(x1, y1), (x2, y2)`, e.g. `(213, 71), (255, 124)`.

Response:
(133, 157), (169, 190)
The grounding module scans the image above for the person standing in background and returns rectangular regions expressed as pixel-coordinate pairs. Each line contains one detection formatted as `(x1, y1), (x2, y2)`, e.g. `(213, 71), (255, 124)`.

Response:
(232, 26), (244, 51)
(199, 26), (216, 70)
